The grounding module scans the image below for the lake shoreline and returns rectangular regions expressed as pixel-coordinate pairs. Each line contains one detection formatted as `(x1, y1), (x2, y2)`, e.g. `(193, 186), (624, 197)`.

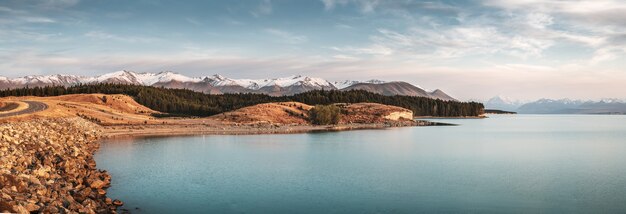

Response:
(414, 115), (488, 119)
(99, 119), (450, 140)
(95, 114), (626, 213)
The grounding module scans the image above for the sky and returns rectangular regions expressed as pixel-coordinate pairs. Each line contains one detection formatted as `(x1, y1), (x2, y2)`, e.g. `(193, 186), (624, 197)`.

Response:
(1, 0), (625, 101)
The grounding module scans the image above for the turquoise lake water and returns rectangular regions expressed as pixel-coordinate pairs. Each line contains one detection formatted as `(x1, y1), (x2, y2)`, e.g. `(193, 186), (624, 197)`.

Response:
(95, 115), (626, 213)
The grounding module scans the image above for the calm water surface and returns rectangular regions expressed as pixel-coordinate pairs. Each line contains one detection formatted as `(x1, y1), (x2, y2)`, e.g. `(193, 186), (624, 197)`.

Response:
(95, 115), (626, 213)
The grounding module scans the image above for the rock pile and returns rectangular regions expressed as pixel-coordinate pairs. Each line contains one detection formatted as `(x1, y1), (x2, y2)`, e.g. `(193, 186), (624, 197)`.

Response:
(0, 118), (121, 213)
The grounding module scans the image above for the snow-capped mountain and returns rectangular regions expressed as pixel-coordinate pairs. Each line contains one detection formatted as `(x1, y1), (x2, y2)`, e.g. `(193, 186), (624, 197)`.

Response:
(484, 96), (524, 112)
(205, 74), (334, 91)
(0, 71), (202, 87)
(333, 79), (386, 89)
(507, 98), (626, 114)
(597, 98), (626, 104)
(84, 70), (203, 85)
(0, 70), (456, 99)
(12, 74), (85, 86)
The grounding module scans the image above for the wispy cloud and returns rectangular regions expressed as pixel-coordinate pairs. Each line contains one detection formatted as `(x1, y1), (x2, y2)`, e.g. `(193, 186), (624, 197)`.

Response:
(481, 0), (626, 62)
(0, 6), (56, 25)
(324, 0), (625, 64)
(37, 0), (81, 9)
(84, 31), (159, 43)
(330, 44), (392, 56)
(0, 29), (63, 43)
(333, 27), (552, 59)
(265, 28), (308, 44)
(321, 0), (380, 13)
(321, 0), (461, 14)
(0, 6), (61, 42)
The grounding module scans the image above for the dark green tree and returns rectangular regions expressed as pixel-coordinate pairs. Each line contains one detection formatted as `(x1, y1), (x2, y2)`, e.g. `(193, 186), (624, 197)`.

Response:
(309, 105), (342, 125)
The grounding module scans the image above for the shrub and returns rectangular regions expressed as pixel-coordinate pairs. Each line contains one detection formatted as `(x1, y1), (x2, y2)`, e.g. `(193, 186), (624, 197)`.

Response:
(309, 105), (341, 125)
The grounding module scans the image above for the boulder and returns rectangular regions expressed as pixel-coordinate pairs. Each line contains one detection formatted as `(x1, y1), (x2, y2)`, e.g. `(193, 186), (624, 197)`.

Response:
(89, 179), (107, 189)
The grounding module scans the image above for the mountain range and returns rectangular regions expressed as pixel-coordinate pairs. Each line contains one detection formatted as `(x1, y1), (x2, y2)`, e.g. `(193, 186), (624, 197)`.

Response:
(482, 96), (626, 114)
(0, 70), (456, 100)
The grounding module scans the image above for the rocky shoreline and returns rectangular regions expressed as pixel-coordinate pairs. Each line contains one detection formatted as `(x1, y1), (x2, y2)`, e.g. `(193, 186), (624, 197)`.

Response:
(0, 118), (122, 213)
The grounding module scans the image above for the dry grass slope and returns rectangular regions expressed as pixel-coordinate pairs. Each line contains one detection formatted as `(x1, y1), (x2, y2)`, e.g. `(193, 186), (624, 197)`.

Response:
(211, 102), (313, 125)
(0, 94), (158, 125)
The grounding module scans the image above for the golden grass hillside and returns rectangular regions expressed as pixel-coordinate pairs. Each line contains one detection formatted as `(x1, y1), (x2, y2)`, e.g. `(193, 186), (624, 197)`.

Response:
(340, 103), (413, 124)
(0, 94), (159, 125)
(211, 102), (313, 125)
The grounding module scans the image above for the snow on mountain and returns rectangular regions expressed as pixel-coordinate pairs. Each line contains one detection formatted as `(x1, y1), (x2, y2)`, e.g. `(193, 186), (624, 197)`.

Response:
(332, 80), (360, 89)
(205, 74), (334, 90)
(480, 96), (626, 114)
(84, 70), (202, 85)
(483, 96), (524, 111)
(0, 70), (459, 99)
(269, 75), (334, 88)
(204, 74), (259, 89)
(0, 71), (337, 91)
(487, 95), (520, 105)
(533, 98), (584, 105)
(134, 71), (202, 85)
(0, 71), (407, 93)
(85, 70), (141, 84)
(333, 79), (386, 89)
(598, 98), (626, 104)
(12, 74), (85, 85)
(364, 79), (386, 84)
(516, 98), (626, 114)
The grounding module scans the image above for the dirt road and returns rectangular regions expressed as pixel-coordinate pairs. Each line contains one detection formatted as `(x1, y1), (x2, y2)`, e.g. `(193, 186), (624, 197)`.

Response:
(0, 101), (48, 118)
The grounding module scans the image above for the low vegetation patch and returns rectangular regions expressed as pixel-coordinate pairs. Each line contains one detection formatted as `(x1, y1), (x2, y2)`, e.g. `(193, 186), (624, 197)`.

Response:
(309, 105), (342, 125)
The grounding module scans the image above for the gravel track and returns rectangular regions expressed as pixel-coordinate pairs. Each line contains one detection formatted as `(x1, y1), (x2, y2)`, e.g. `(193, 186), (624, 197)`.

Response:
(0, 101), (48, 118)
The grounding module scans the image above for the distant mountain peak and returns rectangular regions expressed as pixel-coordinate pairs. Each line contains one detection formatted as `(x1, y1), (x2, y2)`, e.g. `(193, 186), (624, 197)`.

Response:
(483, 95), (523, 111)
(211, 74), (226, 80)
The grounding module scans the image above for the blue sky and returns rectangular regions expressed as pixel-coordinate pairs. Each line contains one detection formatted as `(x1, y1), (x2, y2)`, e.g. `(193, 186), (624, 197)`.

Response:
(1, 0), (625, 100)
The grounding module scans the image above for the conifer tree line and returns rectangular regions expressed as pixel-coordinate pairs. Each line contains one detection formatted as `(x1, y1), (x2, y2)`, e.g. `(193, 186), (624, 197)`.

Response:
(0, 84), (484, 117)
